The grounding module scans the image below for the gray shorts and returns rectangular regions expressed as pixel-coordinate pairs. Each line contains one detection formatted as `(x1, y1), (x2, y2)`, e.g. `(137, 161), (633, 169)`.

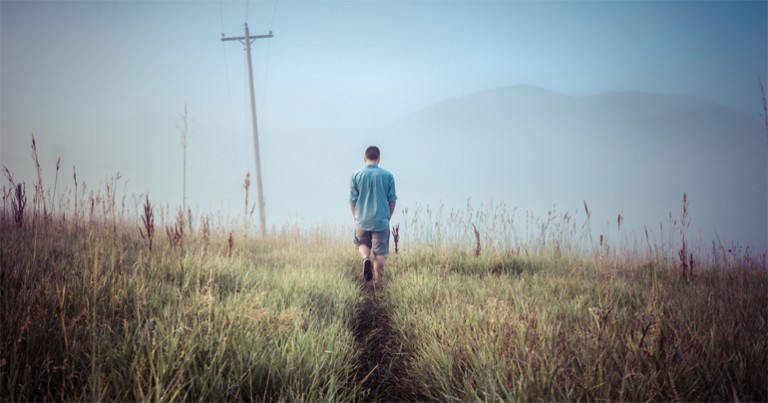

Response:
(354, 228), (390, 256)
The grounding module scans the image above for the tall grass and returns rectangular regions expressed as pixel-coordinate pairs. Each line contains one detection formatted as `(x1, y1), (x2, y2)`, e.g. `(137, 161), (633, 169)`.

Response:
(380, 249), (767, 401)
(2, 137), (766, 401)
(0, 170), (362, 400)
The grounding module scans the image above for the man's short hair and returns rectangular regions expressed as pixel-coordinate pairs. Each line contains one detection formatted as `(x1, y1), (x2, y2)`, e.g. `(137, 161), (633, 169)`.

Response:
(365, 146), (380, 161)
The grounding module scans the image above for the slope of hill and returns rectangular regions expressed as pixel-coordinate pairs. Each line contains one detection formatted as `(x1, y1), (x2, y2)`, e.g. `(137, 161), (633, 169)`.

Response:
(383, 85), (766, 248)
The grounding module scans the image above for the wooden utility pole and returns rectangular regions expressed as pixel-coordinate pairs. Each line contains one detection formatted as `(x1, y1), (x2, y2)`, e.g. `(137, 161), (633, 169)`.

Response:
(222, 23), (272, 236)
(761, 77), (768, 248)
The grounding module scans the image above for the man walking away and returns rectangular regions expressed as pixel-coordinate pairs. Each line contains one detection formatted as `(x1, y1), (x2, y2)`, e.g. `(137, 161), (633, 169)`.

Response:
(350, 146), (397, 281)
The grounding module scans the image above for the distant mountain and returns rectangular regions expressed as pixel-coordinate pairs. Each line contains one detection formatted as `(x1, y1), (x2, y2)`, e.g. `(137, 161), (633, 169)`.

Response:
(383, 85), (766, 248)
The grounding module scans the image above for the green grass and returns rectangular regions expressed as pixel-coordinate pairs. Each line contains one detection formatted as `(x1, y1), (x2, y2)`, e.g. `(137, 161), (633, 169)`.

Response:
(383, 248), (768, 401)
(0, 221), (362, 401)
(1, 209), (766, 401)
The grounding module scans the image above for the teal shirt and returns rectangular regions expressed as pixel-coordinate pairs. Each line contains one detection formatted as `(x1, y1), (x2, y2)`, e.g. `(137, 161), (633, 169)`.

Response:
(350, 165), (397, 231)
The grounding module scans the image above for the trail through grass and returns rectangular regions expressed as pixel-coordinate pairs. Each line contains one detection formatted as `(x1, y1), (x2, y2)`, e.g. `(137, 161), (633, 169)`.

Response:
(351, 278), (424, 402)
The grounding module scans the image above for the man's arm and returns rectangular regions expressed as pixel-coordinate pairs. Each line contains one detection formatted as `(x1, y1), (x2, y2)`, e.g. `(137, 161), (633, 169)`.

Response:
(389, 201), (396, 218)
(350, 174), (358, 218)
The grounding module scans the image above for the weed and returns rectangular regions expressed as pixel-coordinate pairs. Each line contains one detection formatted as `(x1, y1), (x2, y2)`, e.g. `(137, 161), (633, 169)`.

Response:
(472, 222), (481, 257)
(678, 193), (693, 281)
(3, 168), (26, 228)
(392, 223), (400, 254)
(165, 208), (184, 253)
(227, 231), (234, 258)
(139, 193), (155, 252)
(30, 134), (47, 223)
(243, 171), (250, 238)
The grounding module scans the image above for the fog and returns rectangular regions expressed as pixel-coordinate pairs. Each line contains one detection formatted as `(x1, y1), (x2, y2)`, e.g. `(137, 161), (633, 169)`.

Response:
(1, 1), (766, 249)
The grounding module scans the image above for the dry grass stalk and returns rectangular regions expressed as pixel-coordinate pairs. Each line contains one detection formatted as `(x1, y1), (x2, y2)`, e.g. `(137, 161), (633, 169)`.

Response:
(583, 200), (591, 222)
(227, 231), (234, 258)
(617, 210), (623, 231)
(139, 193), (155, 252)
(201, 215), (211, 248)
(1, 184), (6, 227)
(30, 135), (47, 223)
(12, 183), (27, 228)
(186, 207), (194, 233)
(599, 234), (605, 268)
(165, 208), (185, 253)
(3, 167), (26, 228)
(51, 157), (61, 216)
(472, 223), (481, 257)
(678, 193), (692, 281)
(72, 167), (78, 224)
(392, 223), (400, 254)
(243, 172), (251, 238)
(89, 190), (98, 225)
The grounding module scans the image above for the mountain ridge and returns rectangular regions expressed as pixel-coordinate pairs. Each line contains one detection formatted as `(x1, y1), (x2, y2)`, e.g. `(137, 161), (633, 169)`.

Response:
(381, 84), (765, 248)
(393, 85), (760, 130)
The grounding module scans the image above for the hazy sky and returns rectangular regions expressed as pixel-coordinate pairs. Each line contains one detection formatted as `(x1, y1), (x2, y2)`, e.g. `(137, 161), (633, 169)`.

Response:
(1, 0), (767, 246)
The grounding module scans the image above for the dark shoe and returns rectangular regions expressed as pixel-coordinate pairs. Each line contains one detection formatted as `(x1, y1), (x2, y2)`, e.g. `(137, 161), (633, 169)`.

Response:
(363, 258), (373, 281)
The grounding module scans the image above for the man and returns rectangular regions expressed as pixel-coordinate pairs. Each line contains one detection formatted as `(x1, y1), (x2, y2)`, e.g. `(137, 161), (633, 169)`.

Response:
(350, 146), (397, 281)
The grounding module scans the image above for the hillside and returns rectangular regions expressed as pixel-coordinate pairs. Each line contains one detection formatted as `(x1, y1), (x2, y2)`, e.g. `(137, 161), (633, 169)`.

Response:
(383, 85), (766, 248)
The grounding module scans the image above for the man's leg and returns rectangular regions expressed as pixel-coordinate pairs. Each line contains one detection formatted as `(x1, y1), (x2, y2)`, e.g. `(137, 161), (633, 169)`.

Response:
(355, 230), (374, 281)
(358, 244), (371, 259)
(374, 254), (387, 279)
(371, 229), (391, 280)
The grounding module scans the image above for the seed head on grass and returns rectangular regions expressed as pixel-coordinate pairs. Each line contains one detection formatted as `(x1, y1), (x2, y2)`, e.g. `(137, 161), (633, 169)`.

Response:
(165, 208), (184, 253)
(678, 193), (691, 281)
(187, 207), (194, 233)
(4, 167), (26, 229)
(29, 134), (49, 225)
(583, 200), (591, 222)
(392, 223), (400, 254)
(12, 183), (26, 228)
(139, 193), (154, 252)
(243, 172), (251, 239)
(201, 215), (211, 246)
(227, 231), (234, 258)
(73, 166), (78, 223)
(472, 223), (481, 257)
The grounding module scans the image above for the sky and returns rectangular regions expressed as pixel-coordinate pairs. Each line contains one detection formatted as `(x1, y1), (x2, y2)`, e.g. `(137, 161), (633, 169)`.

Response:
(1, 0), (767, 247)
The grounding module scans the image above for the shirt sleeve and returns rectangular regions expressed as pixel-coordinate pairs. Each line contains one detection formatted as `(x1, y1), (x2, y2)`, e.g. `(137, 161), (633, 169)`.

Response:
(349, 174), (359, 205)
(387, 175), (397, 202)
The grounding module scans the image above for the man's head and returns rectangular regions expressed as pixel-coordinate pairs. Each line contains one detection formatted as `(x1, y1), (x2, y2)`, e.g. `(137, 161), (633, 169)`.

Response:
(364, 146), (380, 164)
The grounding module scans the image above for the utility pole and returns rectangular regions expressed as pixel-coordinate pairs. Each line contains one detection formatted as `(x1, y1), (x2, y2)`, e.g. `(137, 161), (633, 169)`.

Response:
(761, 77), (768, 249)
(222, 23), (272, 237)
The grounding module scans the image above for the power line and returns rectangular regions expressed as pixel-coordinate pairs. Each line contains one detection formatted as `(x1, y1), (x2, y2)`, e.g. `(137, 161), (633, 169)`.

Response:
(269, 0), (280, 31)
(261, 0), (280, 121)
(261, 41), (272, 119)
(219, 0), (237, 145)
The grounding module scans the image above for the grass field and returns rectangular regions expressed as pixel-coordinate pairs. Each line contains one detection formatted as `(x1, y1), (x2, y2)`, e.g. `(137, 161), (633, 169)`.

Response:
(2, 161), (767, 401)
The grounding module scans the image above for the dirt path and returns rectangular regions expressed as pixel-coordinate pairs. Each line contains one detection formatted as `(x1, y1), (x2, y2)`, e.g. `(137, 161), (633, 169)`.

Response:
(352, 281), (424, 402)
